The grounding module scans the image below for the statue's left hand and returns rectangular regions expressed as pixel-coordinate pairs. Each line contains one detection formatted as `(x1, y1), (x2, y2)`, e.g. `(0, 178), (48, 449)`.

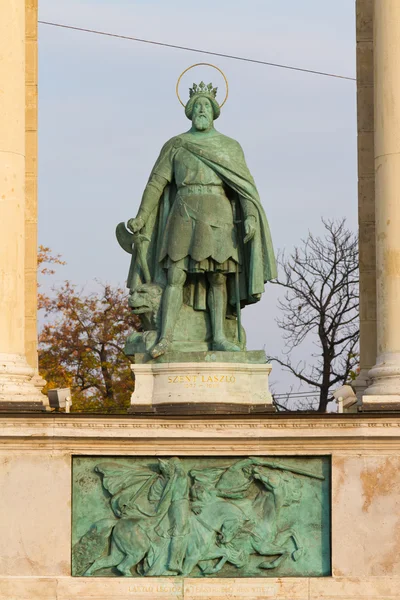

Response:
(127, 216), (145, 234)
(244, 216), (256, 243)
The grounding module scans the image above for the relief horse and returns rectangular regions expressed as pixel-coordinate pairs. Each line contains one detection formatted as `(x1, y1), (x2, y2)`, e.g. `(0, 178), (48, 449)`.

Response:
(181, 469), (304, 576)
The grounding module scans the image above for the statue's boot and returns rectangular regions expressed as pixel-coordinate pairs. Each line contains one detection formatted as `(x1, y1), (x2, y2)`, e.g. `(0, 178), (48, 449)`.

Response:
(208, 273), (241, 352)
(150, 338), (171, 358)
(150, 283), (183, 358)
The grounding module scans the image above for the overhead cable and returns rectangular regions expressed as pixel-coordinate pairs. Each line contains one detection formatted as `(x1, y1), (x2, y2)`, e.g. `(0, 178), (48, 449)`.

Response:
(38, 20), (356, 82)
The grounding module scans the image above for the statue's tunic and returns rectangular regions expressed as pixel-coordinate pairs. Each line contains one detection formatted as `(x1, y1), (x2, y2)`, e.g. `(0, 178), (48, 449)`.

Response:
(152, 137), (256, 273)
(134, 131), (277, 307)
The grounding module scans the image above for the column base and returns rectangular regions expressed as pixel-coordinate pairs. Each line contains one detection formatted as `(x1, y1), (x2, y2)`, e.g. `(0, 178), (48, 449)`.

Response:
(352, 367), (372, 404)
(0, 353), (47, 409)
(361, 395), (400, 411)
(362, 352), (400, 410)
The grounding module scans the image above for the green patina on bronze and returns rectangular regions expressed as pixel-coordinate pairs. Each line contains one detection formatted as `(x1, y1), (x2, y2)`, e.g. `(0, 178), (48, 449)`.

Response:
(117, 80), (276, 361)
(72, 456), (330, 578)
(134, 350), (267, 365)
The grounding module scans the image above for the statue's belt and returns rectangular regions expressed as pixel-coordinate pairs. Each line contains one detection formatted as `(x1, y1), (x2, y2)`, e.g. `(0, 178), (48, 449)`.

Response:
(178, 185), (225, 195)
(175, 195), (234, 228)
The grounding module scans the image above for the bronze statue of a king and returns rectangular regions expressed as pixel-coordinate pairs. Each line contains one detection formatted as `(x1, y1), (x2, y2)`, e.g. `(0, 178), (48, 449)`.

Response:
(117, 67), (277, 360)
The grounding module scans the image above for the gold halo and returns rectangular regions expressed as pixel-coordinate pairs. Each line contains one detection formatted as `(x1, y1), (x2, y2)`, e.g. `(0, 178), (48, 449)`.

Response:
(176, 63), (229, 108)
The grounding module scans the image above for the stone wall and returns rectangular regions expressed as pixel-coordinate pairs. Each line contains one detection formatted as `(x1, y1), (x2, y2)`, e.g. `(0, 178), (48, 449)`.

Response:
(0, 414), (399, 599)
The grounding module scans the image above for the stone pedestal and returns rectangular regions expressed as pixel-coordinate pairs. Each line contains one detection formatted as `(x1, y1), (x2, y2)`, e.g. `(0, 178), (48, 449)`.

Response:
(130, 351), (274, 412)
(0, 413), (400, 598)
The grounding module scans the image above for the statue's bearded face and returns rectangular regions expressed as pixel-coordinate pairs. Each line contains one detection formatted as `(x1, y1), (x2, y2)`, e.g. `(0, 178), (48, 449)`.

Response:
(192, 97), (213, 131)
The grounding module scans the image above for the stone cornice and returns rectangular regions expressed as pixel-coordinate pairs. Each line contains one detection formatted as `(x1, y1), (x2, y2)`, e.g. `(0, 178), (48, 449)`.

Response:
(0, 413), (400, 452)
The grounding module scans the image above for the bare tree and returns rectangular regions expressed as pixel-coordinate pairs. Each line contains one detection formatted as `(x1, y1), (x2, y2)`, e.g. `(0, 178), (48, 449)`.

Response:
(271, 219), (359, 412)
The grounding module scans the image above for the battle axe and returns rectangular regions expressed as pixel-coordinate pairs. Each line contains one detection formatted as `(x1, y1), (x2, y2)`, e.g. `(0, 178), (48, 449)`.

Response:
(116, 222), (151, 284)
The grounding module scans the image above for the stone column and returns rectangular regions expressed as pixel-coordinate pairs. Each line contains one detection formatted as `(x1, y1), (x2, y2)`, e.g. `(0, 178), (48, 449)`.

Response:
(364, 0), (400, 406)
(353, 0), (377, 402)
(25, 0), (39, 370)
(0, 0), (46, 408)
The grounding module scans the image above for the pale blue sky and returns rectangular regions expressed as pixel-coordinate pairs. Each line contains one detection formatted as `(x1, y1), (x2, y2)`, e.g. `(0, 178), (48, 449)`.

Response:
(38, 0), (357, 398)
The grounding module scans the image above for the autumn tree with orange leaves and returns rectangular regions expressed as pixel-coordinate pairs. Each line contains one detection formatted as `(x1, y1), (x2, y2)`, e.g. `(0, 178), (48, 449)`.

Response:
(38, 247), (139, 412)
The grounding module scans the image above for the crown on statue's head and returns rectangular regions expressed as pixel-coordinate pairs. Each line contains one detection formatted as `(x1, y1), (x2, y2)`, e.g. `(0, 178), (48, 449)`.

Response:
(189, 81), (218, 99)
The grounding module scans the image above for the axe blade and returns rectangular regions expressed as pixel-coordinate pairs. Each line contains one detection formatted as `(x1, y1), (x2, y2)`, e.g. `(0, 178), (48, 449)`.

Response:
(116, 222), (134, 254)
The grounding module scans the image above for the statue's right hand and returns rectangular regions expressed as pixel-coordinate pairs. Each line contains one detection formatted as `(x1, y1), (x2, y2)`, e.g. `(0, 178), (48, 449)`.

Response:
(127, 216), (145, 233)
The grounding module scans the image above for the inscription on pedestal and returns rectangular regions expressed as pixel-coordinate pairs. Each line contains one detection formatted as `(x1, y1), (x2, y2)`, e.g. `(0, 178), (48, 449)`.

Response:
(167, 373), (236, 388)
(72, 456), (330, 578)
(132, 361), (273, 405)
(184, 580), (279, 598)
(128, 581), (182, 596)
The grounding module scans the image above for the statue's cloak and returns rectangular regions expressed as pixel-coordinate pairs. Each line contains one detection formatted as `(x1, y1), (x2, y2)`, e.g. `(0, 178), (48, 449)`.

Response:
(128, 132), (277, 310)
